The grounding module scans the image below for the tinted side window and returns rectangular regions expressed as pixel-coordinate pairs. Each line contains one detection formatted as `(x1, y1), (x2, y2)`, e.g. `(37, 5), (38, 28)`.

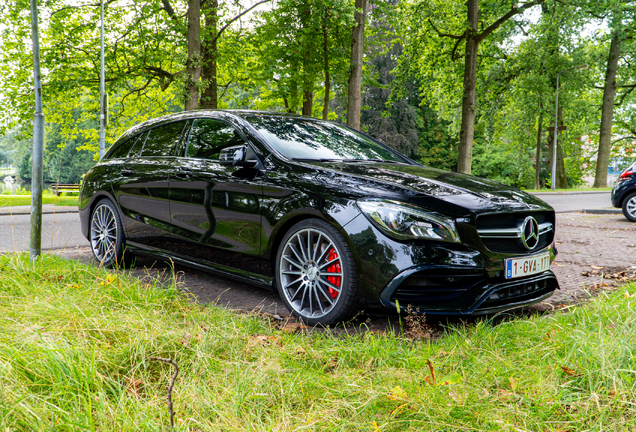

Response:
(141, 121), (188, 157)
(186, 119), (245, 160)
(128, 131), (147, 158)
(107, 134), (142, 160)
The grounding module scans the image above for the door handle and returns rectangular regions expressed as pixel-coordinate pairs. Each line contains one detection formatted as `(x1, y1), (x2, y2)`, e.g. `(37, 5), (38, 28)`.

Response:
(121, 169), (134, 176)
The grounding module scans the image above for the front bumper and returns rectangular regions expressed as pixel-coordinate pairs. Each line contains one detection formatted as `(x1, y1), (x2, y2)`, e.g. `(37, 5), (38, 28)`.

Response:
(345, 212), (559, 315)
(379, 267), (558, 315)
(611, 180), (636, 208)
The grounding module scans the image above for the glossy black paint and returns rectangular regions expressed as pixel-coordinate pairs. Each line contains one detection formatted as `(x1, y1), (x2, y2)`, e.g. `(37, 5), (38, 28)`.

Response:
(80, 110), (560, 315)
(611, 165), (636, 208)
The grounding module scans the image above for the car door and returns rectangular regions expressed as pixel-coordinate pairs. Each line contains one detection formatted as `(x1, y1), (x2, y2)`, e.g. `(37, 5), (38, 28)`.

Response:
(113, 120), (188, 249)
(168, 118), (264, 275)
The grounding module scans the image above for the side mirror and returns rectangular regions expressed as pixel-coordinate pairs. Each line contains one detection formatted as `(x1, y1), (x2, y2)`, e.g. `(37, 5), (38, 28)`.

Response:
(219, 145), (258, 168)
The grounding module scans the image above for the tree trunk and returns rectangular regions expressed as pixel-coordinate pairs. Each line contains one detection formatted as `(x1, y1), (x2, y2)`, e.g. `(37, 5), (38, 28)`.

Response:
(556, 106), (568, 189)
(322, 21), (330, 120)
(594, 30), (621, 188)
(301, 3), (313, 117)
(289, 56), (300, 113)
(547, 125), (554, 185)
(302, 90), (313, 116)
(346, 0), (367, 130)
(200, 0), (218, 110)
(185, 0), (201, 111)
(535, 113), (542, 189)
(457, 0), (479, 174)
(556, 141), (567, 188)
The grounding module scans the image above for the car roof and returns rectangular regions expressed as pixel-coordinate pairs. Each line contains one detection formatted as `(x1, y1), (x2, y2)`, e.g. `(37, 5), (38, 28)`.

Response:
(113, 110), (315, 144)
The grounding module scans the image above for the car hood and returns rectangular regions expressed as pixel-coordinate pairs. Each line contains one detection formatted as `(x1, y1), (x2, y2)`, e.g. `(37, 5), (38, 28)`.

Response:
(310, 161), (552, 214)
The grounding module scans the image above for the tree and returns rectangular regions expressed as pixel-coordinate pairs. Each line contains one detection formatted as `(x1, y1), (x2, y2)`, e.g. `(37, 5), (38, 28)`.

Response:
(0, 0), (270, 157)
(359, 3), (421, 158)
(185, 0), (202, 110)
(400, 0), (545, 174)
(252, 0), (355, 117)
(592, 4), (636, 187)
(346, 0), (367, 129)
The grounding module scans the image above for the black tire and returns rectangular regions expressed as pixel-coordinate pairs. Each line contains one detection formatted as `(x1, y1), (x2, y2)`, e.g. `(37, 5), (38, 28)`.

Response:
(275, 219), (359, 326)
(622, 192), (636, 222)
(89, 198), (126, 267)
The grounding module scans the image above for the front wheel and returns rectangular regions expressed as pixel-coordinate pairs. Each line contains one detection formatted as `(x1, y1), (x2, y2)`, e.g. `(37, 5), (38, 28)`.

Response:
(622, 192), (636, 222)
(89, 198), (125, 267)
(275, 219), (359, 326)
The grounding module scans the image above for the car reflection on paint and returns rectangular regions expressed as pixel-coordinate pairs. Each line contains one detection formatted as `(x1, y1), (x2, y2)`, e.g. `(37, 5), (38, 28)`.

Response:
(79, 110), (560, 325)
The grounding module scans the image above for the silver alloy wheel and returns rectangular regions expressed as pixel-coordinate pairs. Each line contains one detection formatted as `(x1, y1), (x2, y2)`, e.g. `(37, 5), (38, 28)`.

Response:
(626, 195), (636, 218)
(279, 228), (344, 319)
(90, 203), (118, 264)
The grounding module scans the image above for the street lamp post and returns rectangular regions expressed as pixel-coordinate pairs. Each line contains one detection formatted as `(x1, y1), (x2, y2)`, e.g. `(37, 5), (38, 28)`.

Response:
(99, 0), (106, 159)
(29, 0), (45, 260)
(551, 64), (588, 190)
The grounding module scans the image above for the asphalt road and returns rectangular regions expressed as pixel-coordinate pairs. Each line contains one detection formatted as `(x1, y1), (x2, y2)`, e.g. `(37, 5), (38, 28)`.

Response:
(531, 191), (613, 213)
(0, 211), (89, 252)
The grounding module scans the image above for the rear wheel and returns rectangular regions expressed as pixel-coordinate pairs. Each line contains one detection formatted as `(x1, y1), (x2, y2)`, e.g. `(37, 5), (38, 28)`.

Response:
(275, 219), (359, 326)
(89, 198), (125, 267)
(622, 192), (636, 222)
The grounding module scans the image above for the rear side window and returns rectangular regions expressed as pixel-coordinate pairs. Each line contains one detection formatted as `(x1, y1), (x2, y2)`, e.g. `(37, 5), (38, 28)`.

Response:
(107, 133), (143, 160)
(141, 121), (188, 157)
(185, 119), (245, 160)
(128, 132), (147, 158)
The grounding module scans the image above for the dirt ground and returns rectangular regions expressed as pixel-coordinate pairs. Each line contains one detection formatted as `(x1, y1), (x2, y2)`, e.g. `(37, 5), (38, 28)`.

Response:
(53, 212), (636, 330)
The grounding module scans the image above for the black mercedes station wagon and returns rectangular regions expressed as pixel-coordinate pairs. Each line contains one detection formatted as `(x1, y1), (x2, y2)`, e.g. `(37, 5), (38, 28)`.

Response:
(80, 110), (559, 325)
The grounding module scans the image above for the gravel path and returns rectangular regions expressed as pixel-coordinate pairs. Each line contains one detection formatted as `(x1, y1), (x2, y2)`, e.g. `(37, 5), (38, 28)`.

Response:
(536, 212), (636, 311)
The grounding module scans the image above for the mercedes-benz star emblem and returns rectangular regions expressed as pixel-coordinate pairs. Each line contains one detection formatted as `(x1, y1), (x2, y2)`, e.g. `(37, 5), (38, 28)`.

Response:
(520, 216), (539, 250)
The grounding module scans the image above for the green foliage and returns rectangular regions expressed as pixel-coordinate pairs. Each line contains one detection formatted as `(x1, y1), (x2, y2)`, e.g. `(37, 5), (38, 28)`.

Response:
(472, 139), (534, 187)
(250, 0), (355, 115)
(416, 103), (458, 170)
(0, 195), (78, 206)
(44, 123), (96, 184)
(0, 126), (30, 170)
(0, 0), (187, 155)
(0, 186), (29, 196)
(1, 0), (635, 188)
(18, 152), (31, 181)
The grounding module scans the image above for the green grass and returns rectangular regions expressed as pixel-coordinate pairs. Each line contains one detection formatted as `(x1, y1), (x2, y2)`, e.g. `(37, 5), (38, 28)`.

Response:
(0, 195), (78, 207)
(1, 253), (636, 430)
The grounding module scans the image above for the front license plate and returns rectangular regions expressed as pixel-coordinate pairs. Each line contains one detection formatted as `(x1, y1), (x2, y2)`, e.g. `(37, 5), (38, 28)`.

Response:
(504, 253), (551, 279)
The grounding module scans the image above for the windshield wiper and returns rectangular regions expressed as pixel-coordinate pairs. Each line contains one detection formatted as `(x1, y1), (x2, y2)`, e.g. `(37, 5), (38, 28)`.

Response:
(343, 158), (402, 164)
(291, 158), (343, 162)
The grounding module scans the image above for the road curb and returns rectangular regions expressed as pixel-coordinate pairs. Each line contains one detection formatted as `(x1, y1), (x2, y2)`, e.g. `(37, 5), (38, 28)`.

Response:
(0, 210), (79, 216)
(583, 208), (622, 215)
(530, 191), (612, 196)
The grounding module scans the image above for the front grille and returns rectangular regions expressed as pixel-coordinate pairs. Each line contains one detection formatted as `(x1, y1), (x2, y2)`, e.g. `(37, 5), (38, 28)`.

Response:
(481, 236), (552, 254)
(476, 212), (549, 230)
(478, 274), (558, 309)
(391, 272), (485, 305)
(476, 211), (554, 254)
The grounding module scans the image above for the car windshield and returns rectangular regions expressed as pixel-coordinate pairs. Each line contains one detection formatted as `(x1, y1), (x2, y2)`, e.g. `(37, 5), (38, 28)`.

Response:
(246, 116), (408, 163)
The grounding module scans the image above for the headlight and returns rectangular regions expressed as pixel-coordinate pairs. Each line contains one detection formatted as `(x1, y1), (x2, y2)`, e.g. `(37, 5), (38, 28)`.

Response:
(357, 199), (460, 243)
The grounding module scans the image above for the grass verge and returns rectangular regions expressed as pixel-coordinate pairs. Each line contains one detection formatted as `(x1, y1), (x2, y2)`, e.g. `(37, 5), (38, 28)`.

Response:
(0, 195), (78, 207)
(524, 187), (613, 193)
(0, 253), (635, 430)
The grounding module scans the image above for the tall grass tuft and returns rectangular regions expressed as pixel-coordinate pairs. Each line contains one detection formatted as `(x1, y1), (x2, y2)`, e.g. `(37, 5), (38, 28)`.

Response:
(0, 252), (635, 430)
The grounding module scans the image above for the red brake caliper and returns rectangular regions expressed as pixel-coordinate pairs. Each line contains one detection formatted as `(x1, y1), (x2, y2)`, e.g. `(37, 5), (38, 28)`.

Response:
(326, 248), (341, 299)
